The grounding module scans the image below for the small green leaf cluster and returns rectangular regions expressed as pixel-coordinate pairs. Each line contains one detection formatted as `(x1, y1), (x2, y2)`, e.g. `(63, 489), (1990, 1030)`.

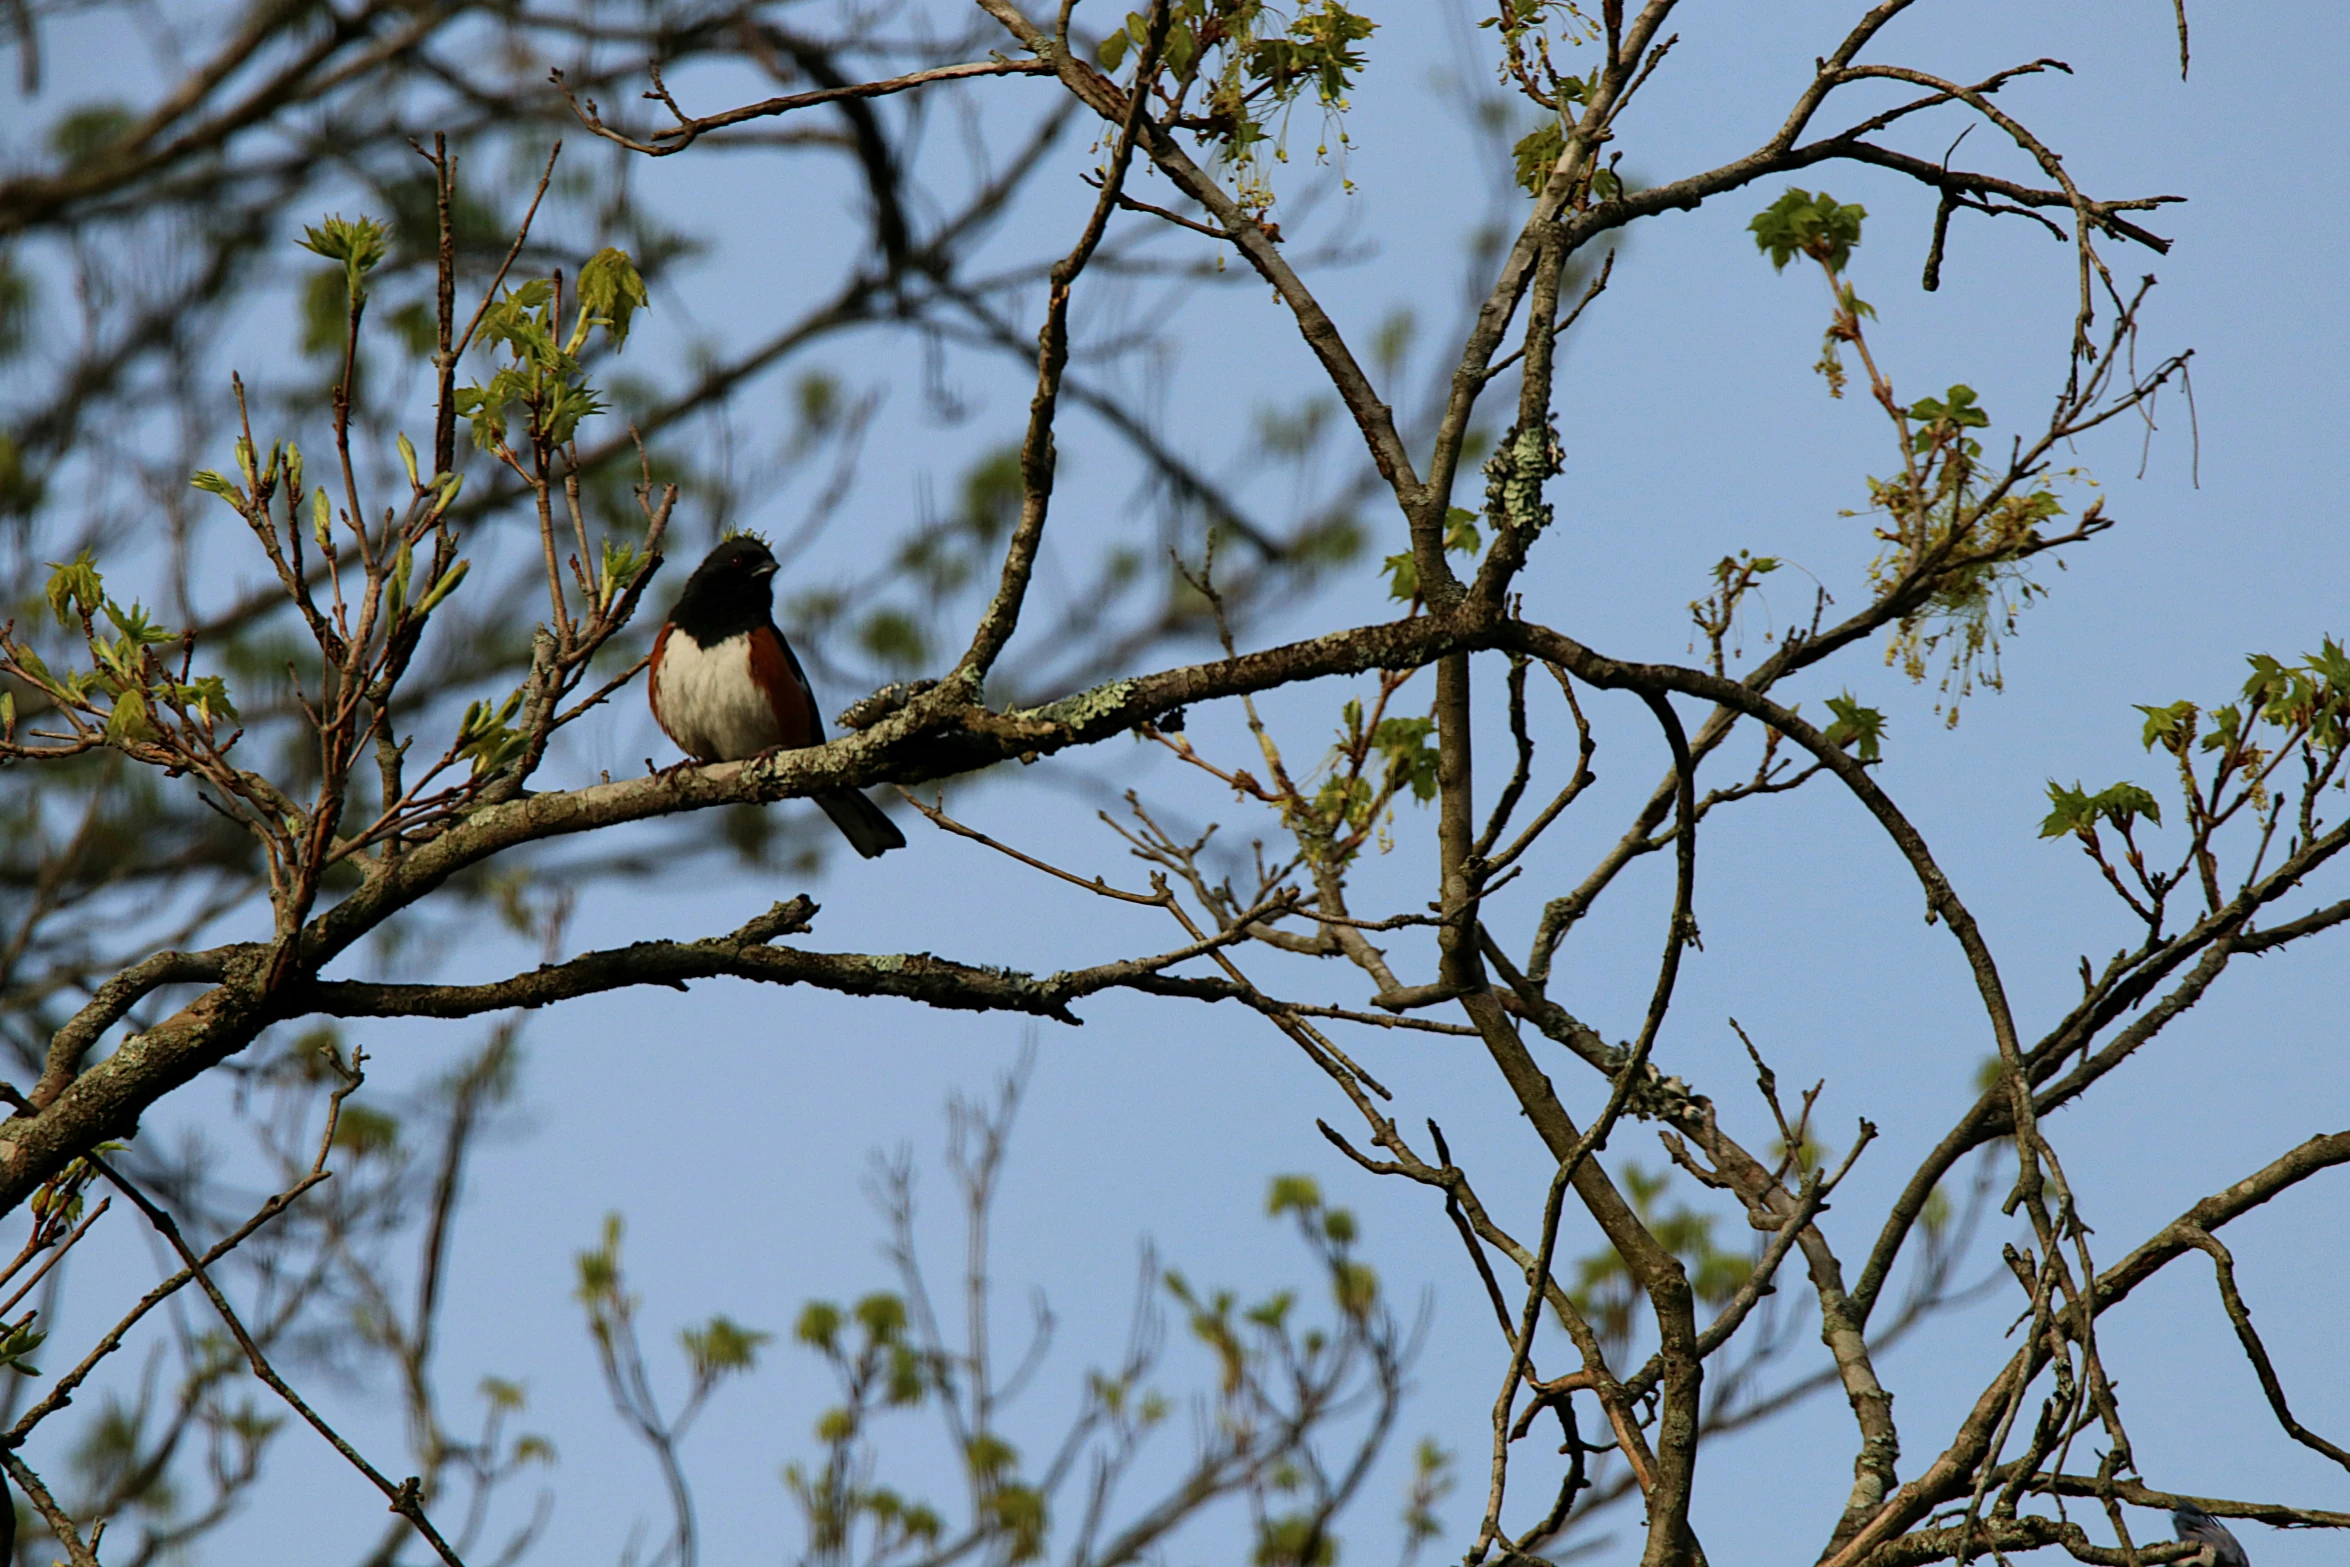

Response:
(1906, 384), (1989, 455)
(6, 550), (241, 750)
(1822, 692), (1886, 764)
(786, 1287), (963, 1560)
(2052, 641), (2350, 855)
(1511, 121), (1564, 196)
(183, 412), (473, 642)
(1481, 0), (1601, 166)
(1254, 1511), (1337, 1567)
(573, 1213), (635, 1336)
(330, 1103), (402, 1159)
(297, 214), (393, 311)
(1751, 187), (1876, 396)
(1097, 0), (1379, 215)
(1264, 1171), (1379, 1318)
(455, 688), (527, 776)
(1161, 1175), (1380, 1421)
(1509, 121), (1622, 200)
(1380, 507), (1482, 602)
(454, 247), (645, 456)
(1098, 0), (1373, 109)
(794, 1293), (923, 1395)
(2239, 639), (2350, 751)
(1299, 695), (1437, 869)
(2039, 779), (2160, 841)
(0, 1315), (47, 1380)
(1749, 187), (1867, 274)
(682, 1313), (774, 1382)
(48, 103), (136, 172)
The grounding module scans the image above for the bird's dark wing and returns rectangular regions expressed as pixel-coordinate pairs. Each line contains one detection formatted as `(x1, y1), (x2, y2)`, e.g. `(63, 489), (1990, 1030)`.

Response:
(748, 622), (821, 749)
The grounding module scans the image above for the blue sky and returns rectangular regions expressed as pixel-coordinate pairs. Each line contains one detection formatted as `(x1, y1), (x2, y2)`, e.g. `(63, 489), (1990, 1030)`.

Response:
(9, 1), (2349, 1563)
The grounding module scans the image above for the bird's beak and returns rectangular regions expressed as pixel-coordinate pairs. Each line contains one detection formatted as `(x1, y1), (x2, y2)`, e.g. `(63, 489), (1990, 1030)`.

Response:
(754, 561), (778, 578)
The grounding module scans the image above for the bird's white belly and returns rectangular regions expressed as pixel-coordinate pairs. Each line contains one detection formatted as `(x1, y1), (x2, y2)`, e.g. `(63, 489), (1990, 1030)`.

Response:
(655, 631), (784, 761)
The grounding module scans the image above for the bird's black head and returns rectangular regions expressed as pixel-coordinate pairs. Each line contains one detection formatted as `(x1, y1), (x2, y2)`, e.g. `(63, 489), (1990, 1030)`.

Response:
(669, 535), (779, 641)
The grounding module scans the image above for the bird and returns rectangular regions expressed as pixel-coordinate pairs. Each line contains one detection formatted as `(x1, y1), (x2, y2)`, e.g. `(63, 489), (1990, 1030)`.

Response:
(2172, 1504), (2250, 1567)
(648, 534), (906, 859)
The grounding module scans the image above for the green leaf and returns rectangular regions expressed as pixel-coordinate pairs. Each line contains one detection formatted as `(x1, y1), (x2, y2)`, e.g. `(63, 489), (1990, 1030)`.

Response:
(48, 104), (134, 172)
(1245, 1290), (1295, 1330)
(853, 1292), (907, 1343)
(965, 1431), (1019, 1479)
(416, 558), (470, 616)
(1908, 384), (1989, 429)
(104, 686), (153, 744)
(577, 246), (649, 350)
(1164, 19), (1197, 74)
(170, 675), (238, 725)
(596, 540), (644, 610)
(1372, 715), (1439, 802)
(1330, 1258), (1377, 1316)
(1255, 1513), (1337, 1567)
(332, 1104), (401, 1158)
(1821, 693), (1885, 763)
(1380, 549), (1418, 601)
(2306, 636), (2350, 692)
(2134, 700), (2196, 753)
(45, 548), (103, 627)
(296, 213), (393, 306)
(857, 607), (928, 672)
(1266, 1174), (1322, 1215)
(681, 1314), (771, 1379)
(2039, 779), (2161, 839)
(1096, 26), (1131, 69)
(989, 1483), (1047, 1563)
(885, 1343), (926, 1405)
(456, 687), (528, 775)
(1512, 120), (1564, 197)
(479, 1376), (527, 1412)
(794, 1300), (843, 1352)
(102, 598), (171, 647)
(2039, 780), (2093, 839)
(2092, 781), (2161, 831)
(0, 1315), (47, 1378)
(1749, 187), (1867, 273)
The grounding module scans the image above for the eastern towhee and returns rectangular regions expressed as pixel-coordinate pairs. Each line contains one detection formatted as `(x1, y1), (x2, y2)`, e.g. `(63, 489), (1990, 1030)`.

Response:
(649, 535), (907, 858)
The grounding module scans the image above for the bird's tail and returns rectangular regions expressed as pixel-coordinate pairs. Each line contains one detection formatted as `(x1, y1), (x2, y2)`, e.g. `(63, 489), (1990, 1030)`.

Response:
(816, 788), (907, 859)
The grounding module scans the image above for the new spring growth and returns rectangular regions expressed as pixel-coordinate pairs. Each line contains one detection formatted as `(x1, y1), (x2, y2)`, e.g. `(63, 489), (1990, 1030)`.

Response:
(297, 213), (392, 309)
(416, 558), (469, 616)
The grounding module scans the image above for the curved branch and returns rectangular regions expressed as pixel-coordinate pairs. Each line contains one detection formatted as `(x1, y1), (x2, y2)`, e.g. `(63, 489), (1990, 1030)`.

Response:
(34, 949), (231, 1110)
(2173, 1225), (2350, 1473)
